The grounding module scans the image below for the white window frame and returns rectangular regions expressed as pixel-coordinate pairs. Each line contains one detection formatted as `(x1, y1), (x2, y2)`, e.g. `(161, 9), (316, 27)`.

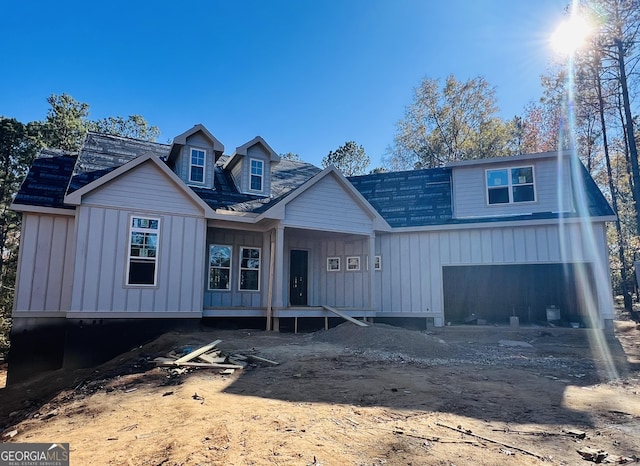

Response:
(239, 246), (261, 291)
(327, 257), (340, 272)
(208, 244), (232, 291)
(249, 158), (264, 192)
(347, 256), (361, 271)
(126, 215), (160, 287)
(189, 147), (206, 184)
(374, 255), (382, 271)
(486, 165), (536, 205)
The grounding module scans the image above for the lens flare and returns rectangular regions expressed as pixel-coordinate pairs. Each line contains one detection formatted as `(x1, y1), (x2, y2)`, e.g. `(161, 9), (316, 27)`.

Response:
(557, 1), (618, 381)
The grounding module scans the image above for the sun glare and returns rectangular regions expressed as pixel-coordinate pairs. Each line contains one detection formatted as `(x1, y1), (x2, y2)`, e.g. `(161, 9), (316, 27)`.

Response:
(551, 16), (593, 55)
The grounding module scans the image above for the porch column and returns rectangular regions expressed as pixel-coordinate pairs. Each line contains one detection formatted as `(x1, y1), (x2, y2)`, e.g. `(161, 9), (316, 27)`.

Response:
(273, 226), (285, 308)
(369, 233), (376, 309)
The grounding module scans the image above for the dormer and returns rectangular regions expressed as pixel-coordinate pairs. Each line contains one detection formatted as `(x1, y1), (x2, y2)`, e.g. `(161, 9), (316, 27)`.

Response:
(223, 136), (280, 197)
(167, 124), (224, 189)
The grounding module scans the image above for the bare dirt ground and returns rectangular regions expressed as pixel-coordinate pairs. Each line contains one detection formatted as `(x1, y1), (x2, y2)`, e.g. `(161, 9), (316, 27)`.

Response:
(1, 317), (639, 466)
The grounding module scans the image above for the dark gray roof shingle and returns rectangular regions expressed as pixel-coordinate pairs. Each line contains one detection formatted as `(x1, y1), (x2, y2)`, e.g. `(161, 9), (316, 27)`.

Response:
(13, 149), (77, 209)
(68, 132), (171, 193)
(348, 168), (453, 227)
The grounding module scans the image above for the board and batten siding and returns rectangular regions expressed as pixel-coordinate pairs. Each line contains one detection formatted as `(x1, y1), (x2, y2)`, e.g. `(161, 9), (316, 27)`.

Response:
(452, 157), (574, 219)
(316, 237), (369, 308)
(285, 175), (373, 234)
(203, 228), (264, 308)
(375, 222), (612, 323)
(69, 205), (206, 315)
(14, 213), (75, 313)
(82, 161), (204, 217)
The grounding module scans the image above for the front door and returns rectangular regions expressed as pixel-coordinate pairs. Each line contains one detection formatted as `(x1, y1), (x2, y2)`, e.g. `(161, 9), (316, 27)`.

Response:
(289, 250), (308, 306)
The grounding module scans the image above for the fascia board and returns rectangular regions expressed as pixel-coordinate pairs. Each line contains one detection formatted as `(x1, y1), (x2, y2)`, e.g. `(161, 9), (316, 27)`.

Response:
(10, 203), (76, 216)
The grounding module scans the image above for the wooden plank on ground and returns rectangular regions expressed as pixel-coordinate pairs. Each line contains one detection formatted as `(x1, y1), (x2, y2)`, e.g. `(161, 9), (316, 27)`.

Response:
(198, 353), (226, 364)
(157, 361), (244, 369)
(322, 306), (369, 327)
(245, 354), (279, 366)
(173, 340), (223, 364)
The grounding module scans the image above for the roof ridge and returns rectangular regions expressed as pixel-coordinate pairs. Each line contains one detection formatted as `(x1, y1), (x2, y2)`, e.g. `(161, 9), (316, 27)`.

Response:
(86, 131), (170, 147)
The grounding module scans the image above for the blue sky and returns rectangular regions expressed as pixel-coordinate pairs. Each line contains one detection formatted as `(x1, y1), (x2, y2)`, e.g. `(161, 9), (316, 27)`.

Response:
(1, 1), (568, 169)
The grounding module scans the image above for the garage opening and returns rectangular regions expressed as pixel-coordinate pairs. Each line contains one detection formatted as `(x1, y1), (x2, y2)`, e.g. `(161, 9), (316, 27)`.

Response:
(443, 263), (597, 327)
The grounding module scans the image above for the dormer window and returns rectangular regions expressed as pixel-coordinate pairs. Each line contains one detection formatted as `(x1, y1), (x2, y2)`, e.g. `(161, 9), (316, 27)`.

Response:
(189, 148), (206, 183)
(486, 166), (535, 204)
(250, 159), (264, 191)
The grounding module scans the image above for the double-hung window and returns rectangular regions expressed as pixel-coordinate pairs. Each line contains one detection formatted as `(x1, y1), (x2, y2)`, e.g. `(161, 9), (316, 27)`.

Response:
(127, 216), (160, 286)
(190, 148), (205, 183)
(250, 159), (263, 191)
(486, 166), (535, 204)
(239, 247), (261, 291)
(209, 245), (232, 290)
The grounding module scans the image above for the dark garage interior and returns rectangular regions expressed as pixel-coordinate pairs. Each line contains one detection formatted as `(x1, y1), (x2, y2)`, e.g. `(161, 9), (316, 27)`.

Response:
(443, 263), (597, 327)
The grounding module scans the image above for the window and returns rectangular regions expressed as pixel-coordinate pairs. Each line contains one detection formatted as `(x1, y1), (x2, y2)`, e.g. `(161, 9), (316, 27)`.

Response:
(347, 256), (360, 271)
(486, 166), (535, 204)
(127, 216), (159, 286)
(239, 247), (261, 291)
(250, 159), (263, 191)
(374, 255), (382, 271)
(209, 245), (232, 290)
(190, 148), (206, 183)
(327, 257), (340, 271)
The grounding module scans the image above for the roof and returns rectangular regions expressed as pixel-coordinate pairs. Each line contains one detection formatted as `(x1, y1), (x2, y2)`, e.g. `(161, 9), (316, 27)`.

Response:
(349, 160), (614, 227)
(12, 149), (77, 210)
(348, 168), (453, 228)
(69, 132), (171, 193)
(12, 131), (614, 227)
(194, 157), (321, 213)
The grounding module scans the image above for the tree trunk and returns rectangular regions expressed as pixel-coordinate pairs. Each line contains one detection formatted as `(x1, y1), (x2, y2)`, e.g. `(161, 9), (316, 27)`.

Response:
(596, 61), (632, 310)
(616, 38), (640, 236)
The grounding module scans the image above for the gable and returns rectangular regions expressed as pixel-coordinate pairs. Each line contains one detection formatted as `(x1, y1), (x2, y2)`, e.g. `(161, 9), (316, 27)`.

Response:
(284, 173), (373, 234)
(81, 160), (205, 216)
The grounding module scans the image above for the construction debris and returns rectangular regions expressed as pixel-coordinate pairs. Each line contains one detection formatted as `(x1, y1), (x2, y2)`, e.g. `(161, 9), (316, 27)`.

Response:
(153, 339), (279, 374)
(435, 422), (546, 460)
(577, 447), (636, 464)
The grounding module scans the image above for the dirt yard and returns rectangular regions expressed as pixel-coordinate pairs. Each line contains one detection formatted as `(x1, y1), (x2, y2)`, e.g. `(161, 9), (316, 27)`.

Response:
(1, 318), (639, 466)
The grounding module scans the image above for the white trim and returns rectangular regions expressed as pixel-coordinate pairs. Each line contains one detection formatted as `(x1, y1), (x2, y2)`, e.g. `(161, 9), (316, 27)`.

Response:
(249, 158), (264, 192)
(485, 165), (536, 205)
(346, 256), (360, 271)
(10, 203), (76, 216)
(126, 215), (161, 287)
(208, 244), (233, 291)
(189, 147), (206, 184)
(374, 255), (382, 270)
(448, 150), (569, 167)
(386, 216), (616, 233)
(238, 246), (261, 291)
(327, 257), (340, 271)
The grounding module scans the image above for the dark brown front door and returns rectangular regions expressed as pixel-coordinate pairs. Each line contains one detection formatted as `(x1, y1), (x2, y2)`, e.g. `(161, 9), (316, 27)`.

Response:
(289, 250), (308, 306)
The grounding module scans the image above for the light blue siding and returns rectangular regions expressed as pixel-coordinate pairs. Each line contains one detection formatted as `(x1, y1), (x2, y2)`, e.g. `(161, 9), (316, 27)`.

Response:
(285, 174), (373, 234)
(14, 213), (75, 313)
(203, 228), (264, 308)
(70, 205), (205, 314)
(374, 222), (608, 321)
(83, 161), (204, 216)
(453, 157), (573, 218)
